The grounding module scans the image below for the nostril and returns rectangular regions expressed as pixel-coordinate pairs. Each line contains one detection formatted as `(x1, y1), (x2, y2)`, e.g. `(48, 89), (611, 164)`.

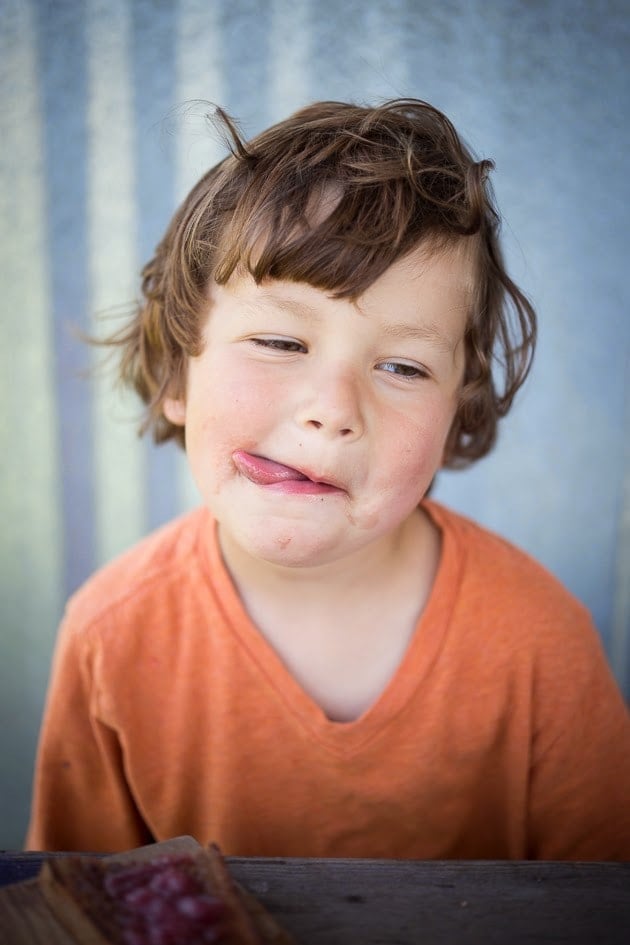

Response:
(306, 419), (355, 435)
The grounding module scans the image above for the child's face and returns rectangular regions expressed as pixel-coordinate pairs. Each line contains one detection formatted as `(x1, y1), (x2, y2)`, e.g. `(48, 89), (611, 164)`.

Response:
(165, 244), (472, 570)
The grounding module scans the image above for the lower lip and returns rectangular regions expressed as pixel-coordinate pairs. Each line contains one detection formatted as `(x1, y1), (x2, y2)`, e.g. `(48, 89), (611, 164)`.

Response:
(260, 480), (342, 496)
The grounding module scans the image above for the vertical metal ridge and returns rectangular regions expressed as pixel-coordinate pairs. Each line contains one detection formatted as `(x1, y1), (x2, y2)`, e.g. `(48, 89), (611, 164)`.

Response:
(130, 0), (181, 531)
(611, 376), (630, 698)
(87, 0), (146, 566)
(34, 0), (96, 597)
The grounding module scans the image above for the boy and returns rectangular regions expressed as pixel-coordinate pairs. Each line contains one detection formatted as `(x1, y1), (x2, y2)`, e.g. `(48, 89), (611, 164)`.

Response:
(27, 99), (630, 859)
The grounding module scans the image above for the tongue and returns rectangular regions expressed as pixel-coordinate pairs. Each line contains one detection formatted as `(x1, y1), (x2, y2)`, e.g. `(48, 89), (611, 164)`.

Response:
(233, 451), (310, 485)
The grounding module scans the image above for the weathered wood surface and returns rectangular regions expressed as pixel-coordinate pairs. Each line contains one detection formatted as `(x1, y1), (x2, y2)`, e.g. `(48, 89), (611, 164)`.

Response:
(231, 857), (630, 944)
(1, 840), (629, 944)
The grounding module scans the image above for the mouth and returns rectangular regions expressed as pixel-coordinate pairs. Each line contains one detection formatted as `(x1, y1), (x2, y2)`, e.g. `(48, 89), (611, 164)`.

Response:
(232, 450), (344, 495)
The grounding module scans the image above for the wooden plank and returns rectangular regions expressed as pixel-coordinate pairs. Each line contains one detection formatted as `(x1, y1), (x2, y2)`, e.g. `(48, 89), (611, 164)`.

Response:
(1, 847), (629, 945)
(228, 858), (630, 945)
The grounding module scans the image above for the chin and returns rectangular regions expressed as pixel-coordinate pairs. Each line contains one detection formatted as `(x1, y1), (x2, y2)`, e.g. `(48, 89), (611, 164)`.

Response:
(248, 534), (339, 568)
(227, 518), (352, 569)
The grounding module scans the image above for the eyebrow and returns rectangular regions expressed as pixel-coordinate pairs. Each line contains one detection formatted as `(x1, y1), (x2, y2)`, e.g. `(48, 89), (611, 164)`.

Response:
(246, 295), (320, 320)
(381, 321), (457, 352)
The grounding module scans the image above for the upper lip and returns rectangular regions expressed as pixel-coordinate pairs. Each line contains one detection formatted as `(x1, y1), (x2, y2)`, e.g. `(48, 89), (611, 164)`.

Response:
(293, 463), (344, 490)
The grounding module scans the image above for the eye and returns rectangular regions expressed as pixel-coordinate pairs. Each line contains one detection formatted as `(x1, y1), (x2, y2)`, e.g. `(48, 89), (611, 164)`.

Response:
(377, 360), (429, 379)
(250, 337), (306, 353)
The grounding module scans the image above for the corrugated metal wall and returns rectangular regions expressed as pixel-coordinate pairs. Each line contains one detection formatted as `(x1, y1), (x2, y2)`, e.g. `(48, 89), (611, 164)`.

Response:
(1, 0), (628, 848)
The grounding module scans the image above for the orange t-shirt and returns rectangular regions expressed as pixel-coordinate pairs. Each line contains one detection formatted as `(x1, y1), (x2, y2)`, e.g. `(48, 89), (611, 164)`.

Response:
(26, 501), (630, 859)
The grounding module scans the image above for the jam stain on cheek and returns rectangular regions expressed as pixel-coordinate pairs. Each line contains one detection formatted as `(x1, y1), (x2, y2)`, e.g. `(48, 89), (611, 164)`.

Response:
(344, 501), (380, 531)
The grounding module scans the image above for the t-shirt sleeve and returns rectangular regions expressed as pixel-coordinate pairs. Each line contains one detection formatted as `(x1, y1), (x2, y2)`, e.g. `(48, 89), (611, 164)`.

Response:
(25, 606), (154, 852)
(526, 607), (630, 860)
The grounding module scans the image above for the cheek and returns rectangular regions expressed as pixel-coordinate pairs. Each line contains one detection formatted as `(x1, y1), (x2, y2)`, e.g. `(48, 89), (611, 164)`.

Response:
(378, 405), (451, 482)
(216, 361), (280, 416)
(186, 368), (275, 467)
(189, 360), (268, 428)
(390, 440), (438, 500)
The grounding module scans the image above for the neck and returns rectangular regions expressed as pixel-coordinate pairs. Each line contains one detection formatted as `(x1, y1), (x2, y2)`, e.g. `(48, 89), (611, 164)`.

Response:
(214, 505), (442, 722)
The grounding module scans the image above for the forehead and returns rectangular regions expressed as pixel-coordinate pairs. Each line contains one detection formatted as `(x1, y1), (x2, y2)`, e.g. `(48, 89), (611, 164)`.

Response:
(356, 241), (475, 342)
(210, 239), (474, 349)
(370, 239), (476, 295)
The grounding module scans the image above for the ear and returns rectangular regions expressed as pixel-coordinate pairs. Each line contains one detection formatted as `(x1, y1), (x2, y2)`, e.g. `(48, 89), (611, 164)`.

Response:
(163, 396), (187, 426)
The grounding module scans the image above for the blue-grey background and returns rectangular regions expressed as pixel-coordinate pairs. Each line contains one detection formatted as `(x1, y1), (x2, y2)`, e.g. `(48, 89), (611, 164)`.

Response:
(1, 0), (628, 849)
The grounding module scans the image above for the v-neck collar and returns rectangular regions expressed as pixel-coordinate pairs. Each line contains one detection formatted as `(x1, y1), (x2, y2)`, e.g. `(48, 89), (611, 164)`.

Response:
(197, 501), (464, 757)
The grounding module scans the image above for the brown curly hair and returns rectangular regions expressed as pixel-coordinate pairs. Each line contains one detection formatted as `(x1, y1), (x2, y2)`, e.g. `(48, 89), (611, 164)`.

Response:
(108, 98), (536, 468)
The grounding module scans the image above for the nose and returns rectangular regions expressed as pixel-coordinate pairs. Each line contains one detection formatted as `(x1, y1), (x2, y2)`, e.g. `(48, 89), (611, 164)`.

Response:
(294, 364), (365, 440)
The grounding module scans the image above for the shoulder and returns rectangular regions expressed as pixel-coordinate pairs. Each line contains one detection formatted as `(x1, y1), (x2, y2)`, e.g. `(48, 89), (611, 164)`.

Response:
(423, 500), (622, 717)
(64, 506), (212, 633)
(424, 499), (593, 633)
